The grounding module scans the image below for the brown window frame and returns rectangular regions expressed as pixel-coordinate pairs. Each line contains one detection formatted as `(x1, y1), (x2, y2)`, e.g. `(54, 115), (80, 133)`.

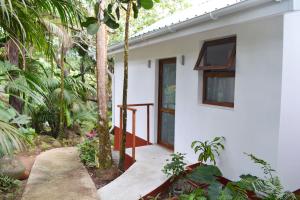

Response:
(195, 36), (236, 108)
(194, 36), (236, 71)
(203, 71), (235, 108)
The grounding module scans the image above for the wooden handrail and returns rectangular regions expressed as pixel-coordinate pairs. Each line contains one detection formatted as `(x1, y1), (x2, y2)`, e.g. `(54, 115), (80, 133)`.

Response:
(123, 103), (154, 107)
(117, 105), (137, 112)
(118, 103), (153, 162)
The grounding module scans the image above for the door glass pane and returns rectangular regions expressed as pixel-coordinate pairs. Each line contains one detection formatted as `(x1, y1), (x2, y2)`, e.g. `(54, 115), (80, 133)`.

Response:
(206, 76), (235, 103)
(161, 112), (175, 146)
(162, 63), (176, 109)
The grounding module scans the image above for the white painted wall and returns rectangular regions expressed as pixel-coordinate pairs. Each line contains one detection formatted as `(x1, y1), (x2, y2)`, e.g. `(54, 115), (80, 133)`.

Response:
(277, 11), (300, 191)
(113, 16), (288, 187)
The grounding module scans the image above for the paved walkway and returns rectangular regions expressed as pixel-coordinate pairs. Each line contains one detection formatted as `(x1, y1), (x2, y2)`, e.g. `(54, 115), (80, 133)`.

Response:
(97, 145), (172, 200)
(22, 147), (98, 200)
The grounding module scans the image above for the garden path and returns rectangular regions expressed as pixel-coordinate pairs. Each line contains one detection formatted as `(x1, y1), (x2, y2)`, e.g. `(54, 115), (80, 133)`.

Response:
(98, 145), (172, 200)
(21, 147), (98, 200)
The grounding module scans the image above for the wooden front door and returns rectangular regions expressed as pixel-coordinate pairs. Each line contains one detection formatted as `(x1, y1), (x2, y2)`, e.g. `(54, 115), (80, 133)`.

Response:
(158, 58), (176, 150)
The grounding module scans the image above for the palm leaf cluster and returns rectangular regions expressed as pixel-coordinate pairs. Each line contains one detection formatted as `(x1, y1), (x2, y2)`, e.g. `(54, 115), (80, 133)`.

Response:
(0, 0), (82, 57)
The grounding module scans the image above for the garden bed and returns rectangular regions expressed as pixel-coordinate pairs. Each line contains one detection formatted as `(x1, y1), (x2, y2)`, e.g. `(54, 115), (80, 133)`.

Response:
(142, 163), (265, 200)
(86, 163), (121, 190)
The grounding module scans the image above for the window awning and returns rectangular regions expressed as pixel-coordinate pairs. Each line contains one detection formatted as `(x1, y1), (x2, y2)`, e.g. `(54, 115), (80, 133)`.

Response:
(194, 36), (236, 70)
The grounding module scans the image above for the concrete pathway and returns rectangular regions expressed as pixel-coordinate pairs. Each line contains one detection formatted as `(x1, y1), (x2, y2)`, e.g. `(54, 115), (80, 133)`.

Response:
(97, 145), (172, 200)
(22, 147), (98, 200)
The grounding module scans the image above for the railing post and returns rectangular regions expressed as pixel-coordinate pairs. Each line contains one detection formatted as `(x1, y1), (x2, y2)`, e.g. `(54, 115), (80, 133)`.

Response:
(147, 105), (150, 144)
(119, 107), (123, 150)
(132, 110), (136, 161)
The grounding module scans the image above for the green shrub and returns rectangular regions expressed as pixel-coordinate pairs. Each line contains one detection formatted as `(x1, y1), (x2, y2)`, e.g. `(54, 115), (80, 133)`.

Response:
(242, 153), (296, 200)
(0, 174), (20, 193)
(185, 154), (296, 200)
(162, 152), (186, 178)
(77, 139), (99, 168)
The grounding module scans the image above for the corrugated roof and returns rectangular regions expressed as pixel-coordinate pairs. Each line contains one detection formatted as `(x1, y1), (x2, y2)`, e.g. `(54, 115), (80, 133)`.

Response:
(133, 0), (245, 38)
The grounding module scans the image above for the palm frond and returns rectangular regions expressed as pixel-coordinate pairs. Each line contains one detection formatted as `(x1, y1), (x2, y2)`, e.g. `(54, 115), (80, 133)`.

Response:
(0, 120), (25, 157)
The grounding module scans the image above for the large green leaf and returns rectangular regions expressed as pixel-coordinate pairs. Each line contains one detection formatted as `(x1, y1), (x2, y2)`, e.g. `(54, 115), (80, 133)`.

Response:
(81, 17), (98, 27)
(132, 3), (139, 18)
(87, 23), (100, 35)
(140, 0), (154, 9)
(0, 121), (25, 157)
(188, 165), (222, 184)
(103, 10), (119, 29)
(207, 182), (223, 200)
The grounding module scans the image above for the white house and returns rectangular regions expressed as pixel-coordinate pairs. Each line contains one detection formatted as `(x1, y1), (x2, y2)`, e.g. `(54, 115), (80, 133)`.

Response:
(109, 0), (300, 191)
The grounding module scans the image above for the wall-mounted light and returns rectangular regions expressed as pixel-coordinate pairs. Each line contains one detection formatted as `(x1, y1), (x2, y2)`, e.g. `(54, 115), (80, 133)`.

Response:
(181, 55), (185, 66)
(148, 60), (152, 68)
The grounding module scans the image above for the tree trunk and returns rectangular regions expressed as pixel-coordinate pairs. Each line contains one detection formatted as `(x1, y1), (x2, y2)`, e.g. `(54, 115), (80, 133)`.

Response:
(58, 44), (65, 139)
(96, 0), (112, 169)
(119, 0), (132, 171)
(6, 40), (23, 113)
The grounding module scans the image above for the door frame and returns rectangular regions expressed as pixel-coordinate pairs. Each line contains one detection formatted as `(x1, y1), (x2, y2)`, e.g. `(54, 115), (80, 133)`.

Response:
(157, 57), (177, 150)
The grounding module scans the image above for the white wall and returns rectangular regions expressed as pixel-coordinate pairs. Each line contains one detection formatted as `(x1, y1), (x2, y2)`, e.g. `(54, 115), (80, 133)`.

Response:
(277, 11), (300, 191)
(113, 16), (284, 184)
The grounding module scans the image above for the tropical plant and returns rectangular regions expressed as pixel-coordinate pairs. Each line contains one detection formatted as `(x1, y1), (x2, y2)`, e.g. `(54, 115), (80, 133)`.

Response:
(187, 164), (249, 200)
(0, 0), (83, 115)
(163, 153), (186, 178)
(242, 153), (296, 200)
(0, 121), (25, 157)
(78, 139), (99, 168)
(24, 62), (96, 137)
(191, 136), (225, 165)
(185, 153), (297, 200)
(0, 98), (26, 157)
(0, 0), (82, 55)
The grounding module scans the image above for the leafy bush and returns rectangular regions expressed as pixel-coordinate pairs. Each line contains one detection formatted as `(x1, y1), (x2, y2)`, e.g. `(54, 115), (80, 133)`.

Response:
(0, 174), (20, 193)
(77, 139), (99, 168)
(162, 152), (186, 178)
(19, 127), (37, 147)
(184, 154), (296, 200)
(242, 153), (296, 200)
(191, 136), (225, 165)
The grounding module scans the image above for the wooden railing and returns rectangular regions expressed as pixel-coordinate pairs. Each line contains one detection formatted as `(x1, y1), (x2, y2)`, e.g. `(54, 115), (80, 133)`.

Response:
(117, 103), (154, 161)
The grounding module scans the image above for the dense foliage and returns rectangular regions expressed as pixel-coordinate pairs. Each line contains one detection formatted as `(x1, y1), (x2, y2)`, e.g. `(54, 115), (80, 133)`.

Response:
(161, 139), (296, 200)
(185, 155), (296, 200)
(78, 139), (99, 168)
(0, 174), (20, 193)
(0, 0), (191, 159)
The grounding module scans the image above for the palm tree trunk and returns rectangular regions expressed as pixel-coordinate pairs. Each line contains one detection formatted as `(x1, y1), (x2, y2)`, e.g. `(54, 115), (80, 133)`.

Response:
(96, 0), (112, 169)
(119, 0), (132, 171)
(6, 40), (23, 113)
(58, 44), (65, 139)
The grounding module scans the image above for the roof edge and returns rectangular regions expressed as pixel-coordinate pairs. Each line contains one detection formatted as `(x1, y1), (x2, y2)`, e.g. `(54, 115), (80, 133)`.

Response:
(108, 0), (288, 54)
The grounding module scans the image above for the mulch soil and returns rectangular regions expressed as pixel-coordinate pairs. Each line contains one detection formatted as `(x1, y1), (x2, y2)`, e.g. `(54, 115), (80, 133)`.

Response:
(86, 164), (122, 190)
